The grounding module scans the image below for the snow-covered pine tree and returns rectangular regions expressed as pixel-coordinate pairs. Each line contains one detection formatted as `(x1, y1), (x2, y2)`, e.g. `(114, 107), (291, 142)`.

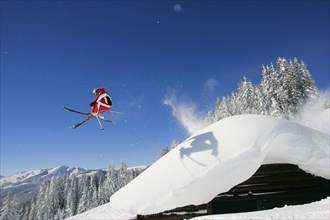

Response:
(275, 57), (320, 117)
(206, 109), (216, 124)
(35, 180), (51, 220)
(210, 97), (220, 122)
(159, 139), (179, 157)
(28, 198), (37, 220)
(94, 170), (105, 207)
(89, 174), (99, 209)
(208, 92), (237, 122)
(53, 209), (64, 220)
(236, 76), (258, 114)
(96, 175), (105, 206)
(65, 176), (79, 217)
(118, 161), (129, 189)
(277, 57), (303, 117)
(170, 139), (178, 150)
(260, 63), (282, 116)
(99, 164), (117, 205)
(62, 175), (69, 212)
(215, 96), (229, 120)
(0, 194), (20, 220)
(77, 175), (92, 214)
(293, 58), (319, 108)
(229, 92), (239, 116)
(159, 146), (170, 158)
(19, 203), (30, 220)
(254, 85), (264, 115)
(260, 65), (272, 115)
(48, 176), (65, 219)
(127, 167), (139, 184)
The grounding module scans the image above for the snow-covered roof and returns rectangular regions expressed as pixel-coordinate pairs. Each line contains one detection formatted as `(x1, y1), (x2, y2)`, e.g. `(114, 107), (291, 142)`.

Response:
(69, 113), (329, 219)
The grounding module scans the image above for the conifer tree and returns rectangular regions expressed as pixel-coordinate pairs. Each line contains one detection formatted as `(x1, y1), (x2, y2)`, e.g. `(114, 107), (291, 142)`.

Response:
(0, 194), (19, 220)
(118, 161), (129, 189)
(35, 180), (51, 220)
(99, 164), (117, 205)
(206, 111), (215, 124)
(294, 59), (319, 108)
(159, 146), (170, 158)
(215, 97), (228, 120)
(65, 176), (79, 217)
(236, 77), (257, 114)
(229, 92), (239, 116)
(170, 139), (178, 150)
(19, 204), (30, 220)
(90, 174), (99, 208)
(28, 198), (36, 220)
(77, 175), (91, 214)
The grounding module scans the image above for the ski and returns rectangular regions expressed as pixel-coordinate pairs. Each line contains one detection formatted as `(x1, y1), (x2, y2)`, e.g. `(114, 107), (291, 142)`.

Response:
(71, 117), (93, 129)
(64, 106), (90, 116)
(99, 117), (115, 124)
(64, 106), (115, 129)
(99, 118), (114, 124)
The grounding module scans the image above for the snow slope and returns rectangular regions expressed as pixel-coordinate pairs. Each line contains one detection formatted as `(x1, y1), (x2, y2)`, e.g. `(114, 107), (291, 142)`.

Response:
(70, 114), (329, 219)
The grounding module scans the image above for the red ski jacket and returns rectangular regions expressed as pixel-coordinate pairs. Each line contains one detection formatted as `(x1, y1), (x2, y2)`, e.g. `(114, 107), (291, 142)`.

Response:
(91, 88), (112, 115)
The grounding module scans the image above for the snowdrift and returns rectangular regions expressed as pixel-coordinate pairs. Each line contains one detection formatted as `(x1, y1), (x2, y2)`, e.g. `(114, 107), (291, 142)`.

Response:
(70, 114), (329, 219)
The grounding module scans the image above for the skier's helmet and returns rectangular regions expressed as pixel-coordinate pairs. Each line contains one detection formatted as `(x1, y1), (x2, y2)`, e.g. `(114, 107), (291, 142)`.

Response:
(93, 88), (99, 95)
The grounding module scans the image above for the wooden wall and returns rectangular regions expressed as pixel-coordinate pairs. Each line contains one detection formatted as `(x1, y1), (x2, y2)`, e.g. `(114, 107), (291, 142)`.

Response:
(137, 164), (330, 220)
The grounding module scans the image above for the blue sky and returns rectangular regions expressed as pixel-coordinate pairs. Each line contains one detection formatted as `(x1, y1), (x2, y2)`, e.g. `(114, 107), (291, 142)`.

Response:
(1, 0), (329, 176)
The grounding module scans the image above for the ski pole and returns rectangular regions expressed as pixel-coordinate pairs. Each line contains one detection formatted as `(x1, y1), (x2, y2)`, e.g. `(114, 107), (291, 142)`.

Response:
(96, 116), (104, 131)
(110, 110), (124, 115)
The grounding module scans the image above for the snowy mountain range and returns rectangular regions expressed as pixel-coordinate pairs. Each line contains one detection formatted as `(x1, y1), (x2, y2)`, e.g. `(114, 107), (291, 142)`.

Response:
(0, 166), (90, 204)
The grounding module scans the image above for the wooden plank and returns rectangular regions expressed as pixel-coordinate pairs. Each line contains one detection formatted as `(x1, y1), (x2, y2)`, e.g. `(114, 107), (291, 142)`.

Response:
(242, 172), (316, 184)
(253, 164), (300, 175)
(230, 180), (329, 194)
(137, 211), (206, 220)
(215, 187), (329, 201)
(163, 204), (206, 213)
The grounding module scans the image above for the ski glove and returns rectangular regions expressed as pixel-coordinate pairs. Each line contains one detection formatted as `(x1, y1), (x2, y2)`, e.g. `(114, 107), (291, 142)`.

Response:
(90, 101), (97, 107)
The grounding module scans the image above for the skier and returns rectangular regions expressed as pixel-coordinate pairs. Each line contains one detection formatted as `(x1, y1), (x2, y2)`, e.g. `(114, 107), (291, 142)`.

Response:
(90, 88), (112, 119)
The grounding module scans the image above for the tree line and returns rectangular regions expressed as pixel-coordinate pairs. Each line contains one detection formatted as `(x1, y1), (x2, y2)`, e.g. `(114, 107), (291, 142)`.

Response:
(206, 57), (320, 123)
(0, 162), (145, 220)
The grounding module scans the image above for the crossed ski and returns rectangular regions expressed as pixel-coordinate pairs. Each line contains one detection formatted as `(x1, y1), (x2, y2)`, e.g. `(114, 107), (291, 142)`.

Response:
(64, 107), (114, 130)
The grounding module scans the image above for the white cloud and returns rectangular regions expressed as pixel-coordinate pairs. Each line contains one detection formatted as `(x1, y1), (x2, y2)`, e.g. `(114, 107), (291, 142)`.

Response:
(163, 89), (209, 135)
